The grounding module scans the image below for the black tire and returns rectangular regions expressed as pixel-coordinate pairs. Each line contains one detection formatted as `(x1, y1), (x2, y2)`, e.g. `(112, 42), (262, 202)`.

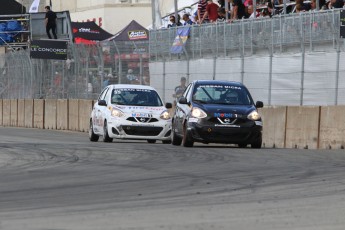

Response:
(171, 127), (182, 146)
(162, 140), (172, 144)
(147, 140), (156, 143)
(182, 124), (194, 147)
(103, 120), (113, 143)
(238, 143), (247, 148)
(89, 120), (99, 142)
(251, 137), (262, 149)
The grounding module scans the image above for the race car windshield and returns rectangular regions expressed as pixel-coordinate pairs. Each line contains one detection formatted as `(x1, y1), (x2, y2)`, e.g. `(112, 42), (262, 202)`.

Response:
(111, 88), (163, 106)
(192, 84), (253, 105)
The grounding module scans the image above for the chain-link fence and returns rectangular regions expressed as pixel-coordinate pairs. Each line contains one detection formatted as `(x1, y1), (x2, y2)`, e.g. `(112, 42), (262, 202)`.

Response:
(0, 9), (344, 103)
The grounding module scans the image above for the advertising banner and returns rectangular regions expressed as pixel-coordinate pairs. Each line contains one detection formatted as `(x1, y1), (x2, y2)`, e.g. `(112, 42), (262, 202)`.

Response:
(30, 40), (68, 60)
(170, 27), (191, 54)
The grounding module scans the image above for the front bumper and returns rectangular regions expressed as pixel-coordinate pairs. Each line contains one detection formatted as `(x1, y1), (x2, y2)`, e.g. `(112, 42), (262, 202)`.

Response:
(187, 120), (262, 144)
(107, 117), (172, 140)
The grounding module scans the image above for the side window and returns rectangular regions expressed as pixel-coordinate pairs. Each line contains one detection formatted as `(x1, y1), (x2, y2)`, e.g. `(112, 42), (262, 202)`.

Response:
(104, 88), (112, 102)
(98, 87), (109, 100)
(182, 83), (192, 99)
(185, 84), (194, 102)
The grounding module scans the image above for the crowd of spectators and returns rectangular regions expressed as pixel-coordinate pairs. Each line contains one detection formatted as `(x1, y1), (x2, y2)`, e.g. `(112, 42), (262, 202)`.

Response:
(165, 0), (345, 27)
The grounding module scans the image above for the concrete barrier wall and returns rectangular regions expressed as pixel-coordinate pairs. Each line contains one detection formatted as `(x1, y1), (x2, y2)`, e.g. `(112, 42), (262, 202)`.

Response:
(57, 99), (68, 130)
(33, 99), (44, 129)
(260, 106), (287, 148)
(68, 99), (79, 131)
(78, 100), (93, 132)
(319, 106), (345, 149)
(2, 99), (10, 126)
(285, 106), (320, 149)
(45, 99), (57, 130)
(18, 99), (25, 127)
(10, 99), (18, 127)
(24, 99), (34, 128)
(1, 99), (345, 150)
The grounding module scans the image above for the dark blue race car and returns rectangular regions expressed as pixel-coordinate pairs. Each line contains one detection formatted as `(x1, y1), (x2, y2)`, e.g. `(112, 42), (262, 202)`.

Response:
(171, 80), (264, 148)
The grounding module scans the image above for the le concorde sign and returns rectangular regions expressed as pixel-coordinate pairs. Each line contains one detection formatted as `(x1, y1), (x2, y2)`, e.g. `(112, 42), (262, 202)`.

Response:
(30, 40), (68, 60)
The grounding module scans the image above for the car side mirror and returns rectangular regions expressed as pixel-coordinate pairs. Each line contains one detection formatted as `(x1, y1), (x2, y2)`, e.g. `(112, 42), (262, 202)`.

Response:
(98, 100), (107, 106)
(178, 97), (188, 104)
(256, 101), (264, 108)
(165, 102), (173, 109)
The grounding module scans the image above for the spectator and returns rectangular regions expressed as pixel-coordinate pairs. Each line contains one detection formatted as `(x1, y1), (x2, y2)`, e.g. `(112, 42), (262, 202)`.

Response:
(218, 0), (225, 7)
(328, 0), (344, 8)
(126, 69), (138, 84)
(183, 13), (194, 25)
(44, 6), (57, 39)
(201, 0), (220, 23)
(244, 0), (253, 7)
(230, 0), (246, 21)
(267, 2), (279, 16)
(217, 7), (229, 21)
(245, 5), (256, 18)
(295, 4), (304, 12)
(293, 0), (310, 12)
(173, 77), (187, 102)
(198, 0), (209, 24)
(168, 15), (182, 28)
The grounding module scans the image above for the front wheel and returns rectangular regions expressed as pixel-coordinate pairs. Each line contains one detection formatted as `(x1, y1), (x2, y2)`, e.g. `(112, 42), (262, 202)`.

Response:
(147, 140), (156, 144)
(182, 124), (194, 147)
(89, 120), (99, 142)
(103, 120), (113, 143)
(171, 127), (182, 146)
(251, 137), (262, 149)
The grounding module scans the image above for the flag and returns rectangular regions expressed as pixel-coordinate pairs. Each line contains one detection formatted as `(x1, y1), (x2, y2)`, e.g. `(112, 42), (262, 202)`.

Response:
(29, 0), (40, 13)
(170, 27), (191, 54)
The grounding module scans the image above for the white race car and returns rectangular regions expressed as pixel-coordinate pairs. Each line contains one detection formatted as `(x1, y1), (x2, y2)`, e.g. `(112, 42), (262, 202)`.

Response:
(89, 84), (172, 143)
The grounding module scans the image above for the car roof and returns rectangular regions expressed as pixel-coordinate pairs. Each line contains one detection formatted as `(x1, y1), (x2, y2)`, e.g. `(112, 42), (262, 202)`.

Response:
(192, 80), (244, 87)
(108, 84), (156, 91)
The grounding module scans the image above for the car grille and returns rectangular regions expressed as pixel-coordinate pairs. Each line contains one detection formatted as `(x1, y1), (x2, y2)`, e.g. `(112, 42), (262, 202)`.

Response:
(208, 117), (246, 125)
(121, 126), (163, 136)
(126, 117), (159, 123)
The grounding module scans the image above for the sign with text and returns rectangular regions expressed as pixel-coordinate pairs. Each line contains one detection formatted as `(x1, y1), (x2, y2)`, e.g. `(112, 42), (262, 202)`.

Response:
(341, 10), (345, 38)
(30, 40), (68, 60)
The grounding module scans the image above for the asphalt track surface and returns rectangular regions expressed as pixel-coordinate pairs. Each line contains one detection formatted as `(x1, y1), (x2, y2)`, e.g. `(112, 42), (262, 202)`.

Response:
(1, 127), (345, 230)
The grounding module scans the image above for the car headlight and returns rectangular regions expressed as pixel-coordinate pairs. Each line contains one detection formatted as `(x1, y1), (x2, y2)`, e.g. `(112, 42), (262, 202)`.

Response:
(247, 110), (261, 121)
(160, 110), (171, 120)
(111, 108), (124, 117)
(191, 107), (207, 118)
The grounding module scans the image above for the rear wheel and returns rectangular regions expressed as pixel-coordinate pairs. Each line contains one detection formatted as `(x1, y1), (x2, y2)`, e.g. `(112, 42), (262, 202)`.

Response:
(162, 140), (172, 144)
(102, 120), (113, 143)
(89, 120), (99, 142)
(182, 124), (194, 147)
(147, 140), (156, 144)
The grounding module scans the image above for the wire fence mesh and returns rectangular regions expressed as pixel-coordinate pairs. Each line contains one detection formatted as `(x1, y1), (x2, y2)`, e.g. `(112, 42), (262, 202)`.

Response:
(0, 9), (344, 104)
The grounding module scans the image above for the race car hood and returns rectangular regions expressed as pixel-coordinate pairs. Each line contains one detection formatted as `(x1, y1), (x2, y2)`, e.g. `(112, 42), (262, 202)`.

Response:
(113, 105), (166, 117)
(195, 103), (256, 117)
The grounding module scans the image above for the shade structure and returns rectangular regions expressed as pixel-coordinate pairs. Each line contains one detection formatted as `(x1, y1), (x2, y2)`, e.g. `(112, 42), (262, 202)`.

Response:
(71, 21), (113, 44)
(104, 20), (149, 42)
